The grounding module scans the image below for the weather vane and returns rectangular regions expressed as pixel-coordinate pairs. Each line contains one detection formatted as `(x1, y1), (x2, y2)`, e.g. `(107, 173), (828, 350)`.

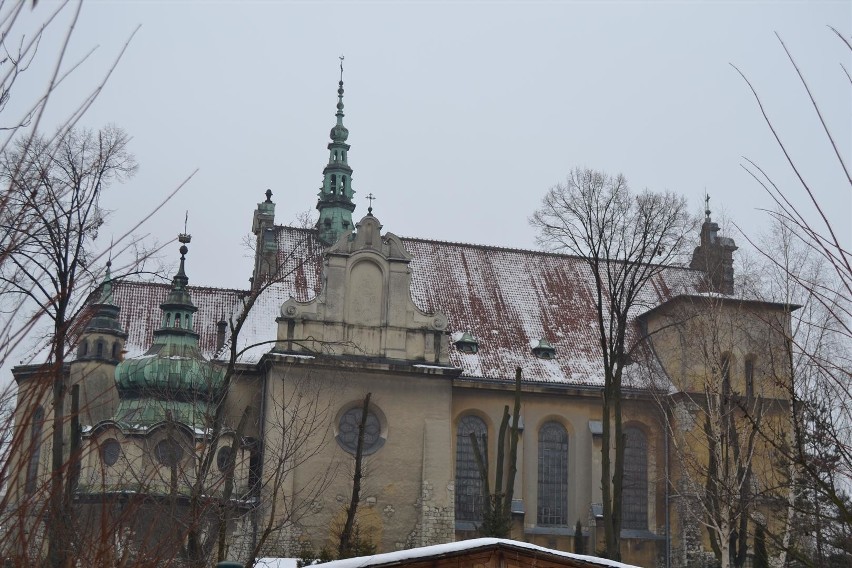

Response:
(366, 193), (376, 214)
(179, 211), (191, 244)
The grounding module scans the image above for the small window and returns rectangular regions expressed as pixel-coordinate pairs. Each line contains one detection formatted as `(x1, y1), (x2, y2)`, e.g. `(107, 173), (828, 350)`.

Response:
(721, 353), (732, 395)
(111, 342), (119, 360)
(101, 438), (121, 466)
(79, 341), (88, 358)
(217, 446), (232, 473)
(174, 313), (181, 329)
(745, 357), (755, 399)
(155, 439), (184, 467)
(96, 341), (104, 358)
(25, 406), (45, 494)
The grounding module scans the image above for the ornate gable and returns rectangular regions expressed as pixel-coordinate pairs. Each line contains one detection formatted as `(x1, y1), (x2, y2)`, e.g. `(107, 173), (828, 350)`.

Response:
(277, 213), (450, 364)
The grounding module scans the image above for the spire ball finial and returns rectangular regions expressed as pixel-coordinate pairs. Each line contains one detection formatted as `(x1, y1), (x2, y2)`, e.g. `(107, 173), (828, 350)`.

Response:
(366, 192), (376, 215)
(704, 192), (711, 221)
(339, 54), (344, 82)
(265, 188), (273, 202)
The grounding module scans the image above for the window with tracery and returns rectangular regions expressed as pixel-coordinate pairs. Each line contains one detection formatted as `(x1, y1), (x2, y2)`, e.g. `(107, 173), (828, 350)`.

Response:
(456, 415), (487, 522)
(622, 427), (648, 530)
(537, 421), (568, 526)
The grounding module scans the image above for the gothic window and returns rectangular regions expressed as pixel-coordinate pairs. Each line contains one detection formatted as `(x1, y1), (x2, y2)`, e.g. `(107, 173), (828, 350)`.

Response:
(101, 438), (121, 467)
(622, 427), (648, 530)
(456, 415), (487, 522)
(537, 421), (569, 526)
(745, 356), (755, 399)
(336, 406), (385, 455)
(25, 406), (45, 494)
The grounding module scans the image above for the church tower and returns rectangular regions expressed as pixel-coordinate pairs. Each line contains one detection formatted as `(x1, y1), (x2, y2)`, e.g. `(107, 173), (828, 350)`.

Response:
(690, 197), (738, 295)
(71, 261), (127, 423)
(316, 58), (356, 245)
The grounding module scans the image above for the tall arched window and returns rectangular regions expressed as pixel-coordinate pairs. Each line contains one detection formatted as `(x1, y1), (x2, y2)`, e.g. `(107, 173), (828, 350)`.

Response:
(456, 415), (487, 522)
(537, 421), (569, 526)
(25, 406), (45, 494)
(623, 427), (648, 530)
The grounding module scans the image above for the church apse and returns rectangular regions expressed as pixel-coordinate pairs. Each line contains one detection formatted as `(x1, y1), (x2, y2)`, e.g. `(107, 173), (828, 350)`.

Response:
(277, 212), (450, 363)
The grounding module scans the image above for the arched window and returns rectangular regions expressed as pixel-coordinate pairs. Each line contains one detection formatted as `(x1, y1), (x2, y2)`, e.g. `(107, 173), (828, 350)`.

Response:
(721, 353), (732, 395)
(330, 174), (337, 194)
(622, 427), (648, 530)
(111, 342), (119, 360)
(745, 356), (755, 399)
(174, 313), (181, 329)
(537, 421), (568, 526)
(96, 341), (104, 358)
(79, 341), (88, 358)
(25, 406), (45, 494)
(456, 415), (487, 522)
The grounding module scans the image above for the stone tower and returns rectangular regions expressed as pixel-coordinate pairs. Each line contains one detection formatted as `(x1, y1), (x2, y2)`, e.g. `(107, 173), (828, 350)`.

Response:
(690, 198), (737, 295)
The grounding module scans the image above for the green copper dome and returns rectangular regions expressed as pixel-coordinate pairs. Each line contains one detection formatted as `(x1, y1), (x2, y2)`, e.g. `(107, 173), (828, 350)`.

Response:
(113, 237), (224, 427)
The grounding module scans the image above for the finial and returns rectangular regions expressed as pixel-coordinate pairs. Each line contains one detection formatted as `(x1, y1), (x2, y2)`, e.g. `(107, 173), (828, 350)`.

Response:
(178, 211), (192, 245)
(265, 189), (273, 203)
(366, 193), (376, 215)
(339, 54), (344, 83)
(704, 192), (711, 222)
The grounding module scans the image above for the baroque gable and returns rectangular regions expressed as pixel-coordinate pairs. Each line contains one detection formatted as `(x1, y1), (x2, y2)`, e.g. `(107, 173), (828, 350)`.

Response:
(277, 213), (450, 363)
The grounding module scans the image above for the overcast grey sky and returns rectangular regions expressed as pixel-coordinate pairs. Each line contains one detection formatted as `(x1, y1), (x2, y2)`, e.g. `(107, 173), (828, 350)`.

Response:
(14, 0), (852, 291)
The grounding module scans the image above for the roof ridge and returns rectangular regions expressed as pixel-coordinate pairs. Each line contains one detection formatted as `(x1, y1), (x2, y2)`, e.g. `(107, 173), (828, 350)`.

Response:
(117, 280), (249, 295)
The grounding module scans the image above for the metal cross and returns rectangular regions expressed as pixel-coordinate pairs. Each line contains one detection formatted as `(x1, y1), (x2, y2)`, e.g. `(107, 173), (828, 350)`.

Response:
(339, 55), (345, 81)
(366, 193), (376, 214)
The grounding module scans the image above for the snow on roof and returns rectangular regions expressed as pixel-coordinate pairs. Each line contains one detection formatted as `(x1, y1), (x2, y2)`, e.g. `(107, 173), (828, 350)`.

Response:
(256, 538), (640, 568)
(113, 226), (701, 386)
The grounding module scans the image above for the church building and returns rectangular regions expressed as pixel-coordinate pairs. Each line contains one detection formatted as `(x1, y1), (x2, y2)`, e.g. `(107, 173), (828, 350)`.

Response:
(6, 71), (794, 568)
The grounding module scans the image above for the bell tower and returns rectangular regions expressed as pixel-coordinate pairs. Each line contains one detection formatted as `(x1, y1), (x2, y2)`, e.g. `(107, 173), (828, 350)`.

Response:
(316, 57), (356, 245)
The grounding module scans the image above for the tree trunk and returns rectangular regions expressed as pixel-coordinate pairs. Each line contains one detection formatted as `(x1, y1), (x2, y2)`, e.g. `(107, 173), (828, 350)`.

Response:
(339, 393), (371, 558)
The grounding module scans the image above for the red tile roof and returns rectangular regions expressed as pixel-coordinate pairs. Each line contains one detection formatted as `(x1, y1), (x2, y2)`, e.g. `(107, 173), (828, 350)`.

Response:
(113, 225), (701, 386)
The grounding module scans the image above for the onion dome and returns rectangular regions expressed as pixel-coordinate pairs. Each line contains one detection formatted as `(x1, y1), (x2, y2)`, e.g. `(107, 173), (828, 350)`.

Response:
(113, 235), (224, 427)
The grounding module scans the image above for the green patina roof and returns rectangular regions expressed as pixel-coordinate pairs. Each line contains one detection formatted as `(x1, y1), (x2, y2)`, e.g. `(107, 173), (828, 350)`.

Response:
(112, 238), (224, 428)
(316, 58), (357, 246)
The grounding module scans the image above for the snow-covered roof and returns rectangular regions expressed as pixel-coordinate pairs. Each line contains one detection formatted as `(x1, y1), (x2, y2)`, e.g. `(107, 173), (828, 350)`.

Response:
(112, 226), (701, 386)
(256, 538), (640, 568)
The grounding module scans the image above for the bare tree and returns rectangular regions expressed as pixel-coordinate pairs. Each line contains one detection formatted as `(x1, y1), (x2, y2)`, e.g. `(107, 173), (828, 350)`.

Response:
(732, 28), (852, 566)
(531, 168), (693, 560)
(0, 125), (136, 566)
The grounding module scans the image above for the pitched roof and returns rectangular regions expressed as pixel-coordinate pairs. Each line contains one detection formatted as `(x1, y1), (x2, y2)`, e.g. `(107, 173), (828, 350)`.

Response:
(257, 538), (640, 568)
(113, 225), (701, 387)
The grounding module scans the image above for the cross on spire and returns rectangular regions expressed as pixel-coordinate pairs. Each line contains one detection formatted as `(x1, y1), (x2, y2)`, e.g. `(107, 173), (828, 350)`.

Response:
(366, 193), (376, 214)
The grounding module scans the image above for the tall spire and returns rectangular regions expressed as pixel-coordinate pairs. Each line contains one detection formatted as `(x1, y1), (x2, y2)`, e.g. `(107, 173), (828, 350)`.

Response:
(316, 56), (356, 246)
